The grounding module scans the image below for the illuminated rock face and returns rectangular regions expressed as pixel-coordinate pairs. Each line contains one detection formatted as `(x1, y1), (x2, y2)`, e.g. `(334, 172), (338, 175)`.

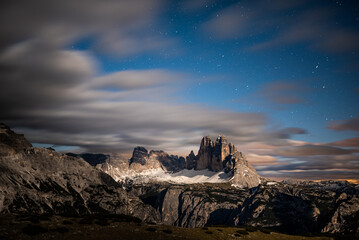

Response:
(211, 135), (237, 171)
(194, 135), (237, 171)
(196, 136), (214, 170)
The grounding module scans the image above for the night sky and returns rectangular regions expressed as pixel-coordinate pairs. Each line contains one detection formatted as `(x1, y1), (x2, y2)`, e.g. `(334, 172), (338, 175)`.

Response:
(1, 0), (358, 180)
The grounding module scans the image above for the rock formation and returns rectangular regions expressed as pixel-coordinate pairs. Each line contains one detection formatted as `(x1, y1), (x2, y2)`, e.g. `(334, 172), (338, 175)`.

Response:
(130, 146), (149, 165)
(0, 123), (32, 154)
(186, 135), (261, 188)
(128, 146), (185, 172)
(188, 135), (239, 171)
(149, 150), (185, 172)
(196, 136), (214, 170)
(211, 136), (236, 171)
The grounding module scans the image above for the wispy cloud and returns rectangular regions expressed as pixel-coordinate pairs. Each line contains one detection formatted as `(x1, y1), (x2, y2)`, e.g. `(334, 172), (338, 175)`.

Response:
(236, 80), (310, 110)
(0, 0), (175, 56)
(328, 117), (359, 132)
(203, 0), (359, 54)
(274, 144), (352, 156)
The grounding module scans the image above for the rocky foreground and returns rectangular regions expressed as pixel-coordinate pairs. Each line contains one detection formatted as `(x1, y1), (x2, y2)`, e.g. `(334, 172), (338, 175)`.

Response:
(0, 123), (358, 237)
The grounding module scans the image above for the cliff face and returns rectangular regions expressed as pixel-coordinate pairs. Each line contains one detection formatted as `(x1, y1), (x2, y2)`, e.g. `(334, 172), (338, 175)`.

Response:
(128, 181), (359, 235)
(196, 136), (214, 170)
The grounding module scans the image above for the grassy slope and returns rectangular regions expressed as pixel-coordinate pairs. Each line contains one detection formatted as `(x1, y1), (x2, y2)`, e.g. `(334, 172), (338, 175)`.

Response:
(0, 215), (334, 240)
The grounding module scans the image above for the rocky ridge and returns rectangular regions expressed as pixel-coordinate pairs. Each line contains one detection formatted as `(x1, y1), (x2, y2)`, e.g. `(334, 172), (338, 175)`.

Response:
(0, 123), (157, 222)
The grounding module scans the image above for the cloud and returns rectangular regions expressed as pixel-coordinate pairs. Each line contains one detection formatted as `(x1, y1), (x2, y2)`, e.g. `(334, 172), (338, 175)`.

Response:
(0, 0), (174, 56)
(203, 6), (249, 39)
(258, 154), (359, 180)
(258, 81), (309, 105)
(330, 137), (359, 148)
(328, 117), (359, 132)
(94, 32), (179, 57)
(0, 39), (270, 154)
(274, 144), (352, 156)
(202, 0), (309, 40)
(88, 69), (186, 90)
(0, 41), (314, 156)
(203, 0), (359, 54)
(0, 40), (97, 115)
(236, 81), (310, 109)
(0, 0), (277, 155)
(246, 153), (279, 166)
(180, 0), (216, 12)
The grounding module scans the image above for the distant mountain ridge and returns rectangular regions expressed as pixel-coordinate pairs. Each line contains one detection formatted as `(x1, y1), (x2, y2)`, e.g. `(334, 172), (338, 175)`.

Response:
(88, 135), (261, 188)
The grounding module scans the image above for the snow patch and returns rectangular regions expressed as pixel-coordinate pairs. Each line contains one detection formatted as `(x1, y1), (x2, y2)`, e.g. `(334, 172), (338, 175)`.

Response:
(108, 168), (232, 184)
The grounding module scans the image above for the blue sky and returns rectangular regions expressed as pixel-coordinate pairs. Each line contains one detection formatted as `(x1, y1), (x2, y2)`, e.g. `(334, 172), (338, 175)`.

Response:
(1, 0), (358, 179)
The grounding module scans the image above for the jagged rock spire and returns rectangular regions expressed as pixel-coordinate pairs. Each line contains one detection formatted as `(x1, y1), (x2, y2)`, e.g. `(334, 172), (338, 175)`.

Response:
(185, 135), (261, 188)
(192, 135), (238, 171)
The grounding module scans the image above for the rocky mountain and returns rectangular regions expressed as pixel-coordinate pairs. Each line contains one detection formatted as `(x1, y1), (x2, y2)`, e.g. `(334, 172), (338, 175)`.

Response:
(0, 124), (358, 237)
(0, 123), (157, 222)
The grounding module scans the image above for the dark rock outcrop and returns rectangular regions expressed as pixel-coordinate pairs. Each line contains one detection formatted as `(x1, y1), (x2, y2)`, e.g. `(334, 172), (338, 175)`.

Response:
(130, 147), (149, 165)
(149, 150), (185, 172)
(66, 153), (110, 166)
(0, 123), (32, 153)
(185, 150), (197, 170)
(128, 146), (185, 172)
